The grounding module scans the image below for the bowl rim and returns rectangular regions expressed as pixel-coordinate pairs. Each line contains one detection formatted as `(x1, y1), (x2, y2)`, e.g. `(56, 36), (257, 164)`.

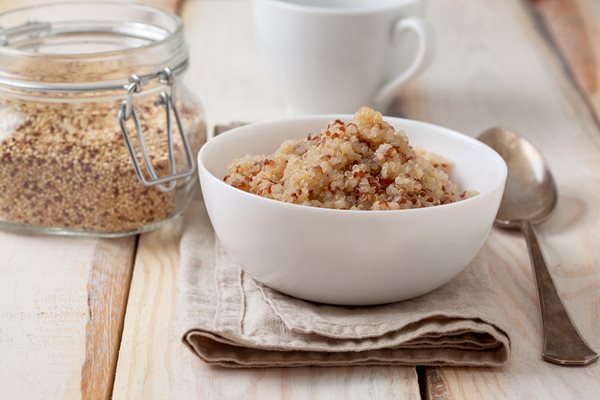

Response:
(198, 114), (507, 216)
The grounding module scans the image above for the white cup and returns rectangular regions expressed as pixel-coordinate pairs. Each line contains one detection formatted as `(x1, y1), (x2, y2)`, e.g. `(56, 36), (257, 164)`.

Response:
(253, 0), (434, 114)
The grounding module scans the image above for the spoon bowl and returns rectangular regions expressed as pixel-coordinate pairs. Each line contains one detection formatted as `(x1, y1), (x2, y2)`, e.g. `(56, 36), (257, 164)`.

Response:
(479, 127), (558, 228)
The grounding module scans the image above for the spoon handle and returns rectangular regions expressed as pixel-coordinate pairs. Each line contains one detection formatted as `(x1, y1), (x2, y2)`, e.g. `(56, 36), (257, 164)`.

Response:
(520, 220), (598, 365)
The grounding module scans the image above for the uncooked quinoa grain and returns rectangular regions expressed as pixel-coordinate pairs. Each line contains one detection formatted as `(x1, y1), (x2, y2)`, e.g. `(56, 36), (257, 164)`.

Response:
(224, 107), (476, 210)
(0, 96), (204, 232)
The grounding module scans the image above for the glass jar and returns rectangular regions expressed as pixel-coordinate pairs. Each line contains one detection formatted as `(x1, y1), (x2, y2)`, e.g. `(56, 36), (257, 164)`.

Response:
(0, 2), (206, 237)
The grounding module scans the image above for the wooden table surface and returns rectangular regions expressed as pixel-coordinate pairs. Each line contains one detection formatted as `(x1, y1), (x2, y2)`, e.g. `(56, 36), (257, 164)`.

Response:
(1, 0), (599, 399)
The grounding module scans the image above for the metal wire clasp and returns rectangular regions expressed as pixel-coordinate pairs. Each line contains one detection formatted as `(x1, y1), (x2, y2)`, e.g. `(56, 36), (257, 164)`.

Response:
(117, 68), (196, 192)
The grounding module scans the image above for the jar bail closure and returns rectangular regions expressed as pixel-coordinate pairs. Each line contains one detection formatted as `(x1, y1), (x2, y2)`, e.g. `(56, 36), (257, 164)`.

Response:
(118, 66), (196, 192)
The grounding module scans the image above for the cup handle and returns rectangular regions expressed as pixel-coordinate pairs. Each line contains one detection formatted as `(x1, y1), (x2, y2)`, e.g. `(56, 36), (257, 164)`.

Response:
(374, 17), (433, 109)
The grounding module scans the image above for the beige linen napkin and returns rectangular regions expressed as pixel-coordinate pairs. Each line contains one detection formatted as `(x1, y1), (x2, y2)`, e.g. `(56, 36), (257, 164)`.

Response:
(178, 197), (511, 367)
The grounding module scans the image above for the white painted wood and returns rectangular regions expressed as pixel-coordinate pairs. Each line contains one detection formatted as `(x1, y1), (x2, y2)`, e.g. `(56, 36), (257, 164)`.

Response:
(533, 0), (600, 124)
(180, 0), (287, 136)
(0, 233), (135, 400)
(399, 0), (600, 398)
(112, 1), (420, 399)
(3, 0), (599, 398)
(112, 217), (420, 400)
(116, 0), (600, 398)
(0, 234), (95, 400)
(0, 1), (170, 400)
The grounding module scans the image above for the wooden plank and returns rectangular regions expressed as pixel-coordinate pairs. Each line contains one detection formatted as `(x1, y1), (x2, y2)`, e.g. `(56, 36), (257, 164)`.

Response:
(179, 0), (287, 134)
(0, 234), (135, 400)
(80, 238), (137, 400)
(395, 0), (600, 398)
(112, 1), (420, 399)
(113, 204), (420, 400)
(423, 368), (451, 400)
(531, 0), (600, 123)
(0, 1), (173, 399)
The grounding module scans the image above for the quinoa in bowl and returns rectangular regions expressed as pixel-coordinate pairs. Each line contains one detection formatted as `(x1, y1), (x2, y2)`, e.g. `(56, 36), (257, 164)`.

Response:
(224, 107), (476, 210)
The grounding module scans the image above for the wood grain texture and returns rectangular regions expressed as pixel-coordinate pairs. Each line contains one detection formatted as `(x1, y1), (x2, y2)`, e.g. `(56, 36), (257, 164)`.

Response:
(531, 0), (600, 122)
(80, 238), (136, 400)
(112, 1), (420, 399)
(180, 0), (287, 134)
(0, 234), (135, 400)
(423, 368), (451, 400)
(395, 0), (600, 398)
(112, 204), (420, 400)
(0, 1), (169, 400)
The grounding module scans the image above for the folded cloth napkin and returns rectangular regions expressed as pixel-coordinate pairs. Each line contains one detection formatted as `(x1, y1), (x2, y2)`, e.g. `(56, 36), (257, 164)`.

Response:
(178, 197), (511, 367)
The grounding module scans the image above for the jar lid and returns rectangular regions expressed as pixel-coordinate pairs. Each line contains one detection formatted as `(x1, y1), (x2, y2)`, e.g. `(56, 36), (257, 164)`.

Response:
(0, 1), (188, 92)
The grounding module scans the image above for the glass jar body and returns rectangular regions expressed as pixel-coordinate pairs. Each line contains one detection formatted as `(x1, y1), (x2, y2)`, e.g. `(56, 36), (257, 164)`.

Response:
(0, 2), (206, 236)
(0, 81), (206, 237)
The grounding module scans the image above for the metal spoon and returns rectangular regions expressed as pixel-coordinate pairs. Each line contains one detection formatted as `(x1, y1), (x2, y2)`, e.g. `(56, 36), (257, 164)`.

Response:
(479, 127), (598, 366)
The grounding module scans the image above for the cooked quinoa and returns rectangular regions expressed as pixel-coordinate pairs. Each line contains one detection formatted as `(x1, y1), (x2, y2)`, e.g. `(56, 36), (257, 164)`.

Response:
(224, 107), (476, 210)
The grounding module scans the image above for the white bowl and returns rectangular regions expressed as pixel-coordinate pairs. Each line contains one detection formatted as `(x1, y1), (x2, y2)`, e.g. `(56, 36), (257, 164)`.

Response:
(198, 116), (507, 305)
